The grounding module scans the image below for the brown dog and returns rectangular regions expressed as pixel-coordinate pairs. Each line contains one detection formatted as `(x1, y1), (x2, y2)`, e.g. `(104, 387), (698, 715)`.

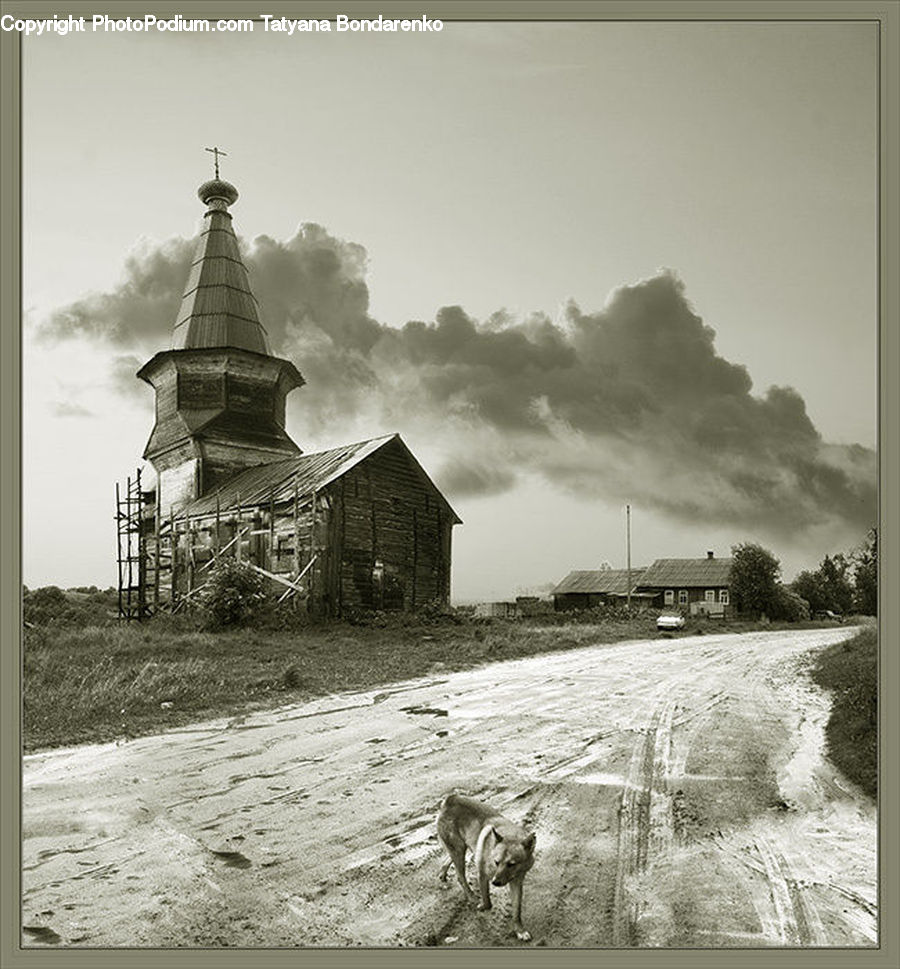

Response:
(436, 793), (536, 941)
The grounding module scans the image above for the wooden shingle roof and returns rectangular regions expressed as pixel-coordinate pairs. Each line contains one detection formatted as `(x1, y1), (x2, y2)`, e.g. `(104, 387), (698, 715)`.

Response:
(552, 568), (648, 596)
(173, 433), (461, 524)
(171, 182), (271, 355)
(635, 558), (733, 589)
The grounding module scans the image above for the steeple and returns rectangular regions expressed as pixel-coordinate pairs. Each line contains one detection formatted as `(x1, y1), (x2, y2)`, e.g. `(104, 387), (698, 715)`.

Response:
(137, 163), (304, 516)
(172, 174), (270, 354)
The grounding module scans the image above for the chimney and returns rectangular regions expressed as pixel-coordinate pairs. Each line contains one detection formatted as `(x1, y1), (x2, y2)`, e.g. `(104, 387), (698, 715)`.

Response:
(707, 550), (714, 559)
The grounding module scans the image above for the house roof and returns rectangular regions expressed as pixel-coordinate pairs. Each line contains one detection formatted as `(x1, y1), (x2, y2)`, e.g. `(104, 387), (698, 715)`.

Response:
(173, 433), (462, 524)
(552, 568), (649, 596)
(635, 558), (733, 589)
(171, 179), (272, 356)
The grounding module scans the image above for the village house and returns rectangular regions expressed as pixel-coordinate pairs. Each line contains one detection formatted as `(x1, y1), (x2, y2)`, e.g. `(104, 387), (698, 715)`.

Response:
(633, 552), (733, 617)
(116, 169), (460, 619)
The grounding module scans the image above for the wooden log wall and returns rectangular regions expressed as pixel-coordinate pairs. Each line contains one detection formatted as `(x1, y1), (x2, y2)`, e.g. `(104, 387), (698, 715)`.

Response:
(328, 438), (453, 615)
(143, 439), (455, 617)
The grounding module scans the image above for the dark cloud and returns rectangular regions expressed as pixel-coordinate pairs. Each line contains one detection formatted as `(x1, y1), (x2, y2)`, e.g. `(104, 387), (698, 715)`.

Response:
(34, 226), (876, 540)
(37, 239), (193, 348)
(436, 459), (518, 499)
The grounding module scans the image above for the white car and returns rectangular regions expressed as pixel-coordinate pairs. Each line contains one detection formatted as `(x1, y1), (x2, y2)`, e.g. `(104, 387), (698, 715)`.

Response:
(656, 613), (686, 631)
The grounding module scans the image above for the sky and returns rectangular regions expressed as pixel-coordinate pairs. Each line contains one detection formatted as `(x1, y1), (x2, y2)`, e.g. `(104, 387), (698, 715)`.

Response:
(21, 16), (878, 601)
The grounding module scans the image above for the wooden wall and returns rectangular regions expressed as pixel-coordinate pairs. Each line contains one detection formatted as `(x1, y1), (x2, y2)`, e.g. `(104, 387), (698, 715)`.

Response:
(326, 439), (453, 613)
(146, 439), (455, 617)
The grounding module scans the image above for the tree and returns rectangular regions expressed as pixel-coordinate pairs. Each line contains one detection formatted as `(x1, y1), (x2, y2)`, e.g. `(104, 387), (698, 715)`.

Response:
(818, 554), (854, 615)
(853, 528), (877, 616)
(791, 569), (826, 614)
(729, 543), (782, 618)
(792, 553), (856, 616)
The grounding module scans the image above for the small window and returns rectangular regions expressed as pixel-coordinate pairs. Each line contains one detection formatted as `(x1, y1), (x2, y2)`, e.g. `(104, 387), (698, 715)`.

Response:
(720, 589), (729, 605)
(664, 590), (674, 605)
(678, 590), (688, 605)
(705, 590), (716, 603)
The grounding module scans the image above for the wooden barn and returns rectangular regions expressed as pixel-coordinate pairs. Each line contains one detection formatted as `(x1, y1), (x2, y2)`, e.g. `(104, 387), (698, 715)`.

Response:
(116, 172), (460, 619)
(551, 568), (650, 611)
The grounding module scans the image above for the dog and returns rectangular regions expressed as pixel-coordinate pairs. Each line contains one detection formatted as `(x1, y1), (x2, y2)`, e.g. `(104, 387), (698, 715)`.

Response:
(436, 793), (536, 941)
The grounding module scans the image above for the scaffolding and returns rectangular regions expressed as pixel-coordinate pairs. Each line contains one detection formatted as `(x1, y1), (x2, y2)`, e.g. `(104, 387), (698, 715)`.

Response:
(115, 469), (154, 621)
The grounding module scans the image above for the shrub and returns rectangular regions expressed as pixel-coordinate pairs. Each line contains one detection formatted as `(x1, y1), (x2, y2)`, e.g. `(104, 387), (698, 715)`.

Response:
(771, 586), (810, 622)
(201, 560), (265, 629)
(23, 585), (116, 628)
(282, 664), (307, 689)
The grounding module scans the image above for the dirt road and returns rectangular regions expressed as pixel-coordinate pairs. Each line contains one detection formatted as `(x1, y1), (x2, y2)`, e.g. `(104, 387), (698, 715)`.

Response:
(22, 626), (876, 948)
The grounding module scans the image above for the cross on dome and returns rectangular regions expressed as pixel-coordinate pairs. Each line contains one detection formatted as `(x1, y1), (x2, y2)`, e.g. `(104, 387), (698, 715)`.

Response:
(204, 145), (227, 179)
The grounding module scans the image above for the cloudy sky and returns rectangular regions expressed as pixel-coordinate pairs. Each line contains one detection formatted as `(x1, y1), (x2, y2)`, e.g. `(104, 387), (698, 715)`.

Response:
(22, 16), (878, 601)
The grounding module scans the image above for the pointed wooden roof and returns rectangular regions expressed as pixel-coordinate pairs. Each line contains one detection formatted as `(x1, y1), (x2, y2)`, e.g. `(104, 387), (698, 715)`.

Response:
(171, 178), (271, 355)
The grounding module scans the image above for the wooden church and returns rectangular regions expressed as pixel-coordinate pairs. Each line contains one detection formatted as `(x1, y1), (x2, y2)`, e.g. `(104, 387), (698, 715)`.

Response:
(116, 168), (460, 620)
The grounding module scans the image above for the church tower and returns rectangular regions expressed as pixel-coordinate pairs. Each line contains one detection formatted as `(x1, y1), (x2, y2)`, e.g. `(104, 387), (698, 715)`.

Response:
(138, 167), (303, 516)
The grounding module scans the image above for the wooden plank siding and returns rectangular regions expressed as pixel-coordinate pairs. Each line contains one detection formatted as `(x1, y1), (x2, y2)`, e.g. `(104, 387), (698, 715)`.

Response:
(147, 437), (455, 617)
(326, 439), (452, 614)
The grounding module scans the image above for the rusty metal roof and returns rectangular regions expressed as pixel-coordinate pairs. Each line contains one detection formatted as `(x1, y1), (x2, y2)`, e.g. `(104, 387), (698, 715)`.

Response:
(552, 568), (648, 596)
(174, 433), (461, 524)
(172, 192), (271, 355)
(635, 558), (733, 589)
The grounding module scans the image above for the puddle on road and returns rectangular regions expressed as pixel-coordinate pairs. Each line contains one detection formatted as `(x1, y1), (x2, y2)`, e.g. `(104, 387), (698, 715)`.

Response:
(209, 850), (251, 869)
(23, 925), (61, 945)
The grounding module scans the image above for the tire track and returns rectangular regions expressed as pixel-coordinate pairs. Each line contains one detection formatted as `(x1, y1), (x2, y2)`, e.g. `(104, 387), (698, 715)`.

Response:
(713, 832), (828, 945)
(612, 696), (677, 945)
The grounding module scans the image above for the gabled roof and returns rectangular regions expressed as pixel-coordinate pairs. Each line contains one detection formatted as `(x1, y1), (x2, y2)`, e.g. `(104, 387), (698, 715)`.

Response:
(174, 433), (461, 523)
(552, 568), (648, 596)
(171, 179), (271, 355)
(635, 558), (733, 589)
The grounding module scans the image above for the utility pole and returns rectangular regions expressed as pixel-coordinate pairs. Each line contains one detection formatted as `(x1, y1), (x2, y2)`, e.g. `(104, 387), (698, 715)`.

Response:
(626, 503), (632, 612)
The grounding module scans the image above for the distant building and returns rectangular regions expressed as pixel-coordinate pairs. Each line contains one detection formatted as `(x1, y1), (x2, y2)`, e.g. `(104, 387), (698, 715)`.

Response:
(634, 552), (733, 617)
(117, 172), (460, 619)
(474, 601), (519, 619)
(552, 568), (650, 611)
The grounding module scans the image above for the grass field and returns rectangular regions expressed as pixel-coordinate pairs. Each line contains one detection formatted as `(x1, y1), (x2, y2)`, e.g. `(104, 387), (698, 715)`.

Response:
(22, 604), (853, 753)
(809, 625), (878, 798)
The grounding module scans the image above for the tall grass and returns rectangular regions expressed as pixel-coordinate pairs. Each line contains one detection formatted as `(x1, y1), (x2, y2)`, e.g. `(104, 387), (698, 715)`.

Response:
(23, 609), (850, 752)
(809, 626), (877, 798)
(23, 614), (662, 750)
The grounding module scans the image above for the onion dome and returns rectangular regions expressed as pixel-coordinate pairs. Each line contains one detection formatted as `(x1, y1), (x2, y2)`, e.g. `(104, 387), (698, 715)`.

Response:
(198, 178), (239, 211)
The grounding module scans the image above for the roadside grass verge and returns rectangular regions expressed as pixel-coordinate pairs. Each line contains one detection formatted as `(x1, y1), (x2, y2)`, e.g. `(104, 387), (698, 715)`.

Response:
(24, 616), (653, 750)
(809, 625), (877, 798)
(23, 611), (849, 752)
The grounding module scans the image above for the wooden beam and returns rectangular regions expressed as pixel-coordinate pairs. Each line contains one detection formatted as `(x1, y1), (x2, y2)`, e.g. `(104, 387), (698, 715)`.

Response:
(269, 490), (275, 572)
(276, 554), (318, 603)
(247, 561), (309, 594)
(197, 527), (248, 572)
(172, 581), (209, 613)
(293, 480), (300, 591)
(310, 488), (317, 613)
